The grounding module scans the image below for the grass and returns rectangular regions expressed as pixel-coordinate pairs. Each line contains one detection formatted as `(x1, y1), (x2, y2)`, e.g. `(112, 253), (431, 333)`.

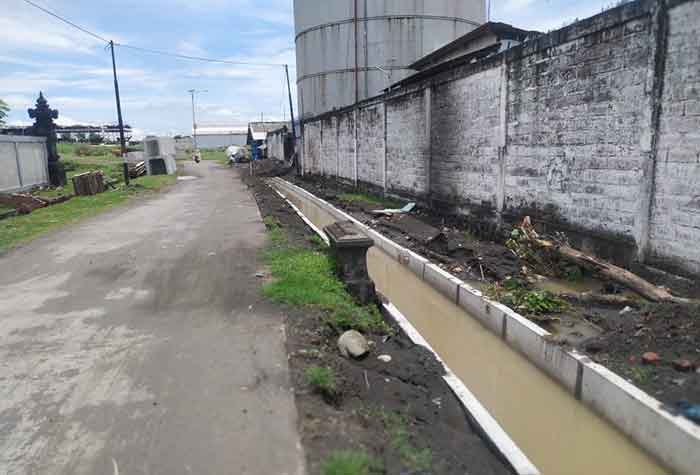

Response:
(0, 175), (175, 252)
(305, 366), (337, 399)
(385, 413), (432, 472)
(262, 219), (389, 335)
(338, 192), (403, 209)
(200, 149), (229, 166)
(321, 450), (383, 475)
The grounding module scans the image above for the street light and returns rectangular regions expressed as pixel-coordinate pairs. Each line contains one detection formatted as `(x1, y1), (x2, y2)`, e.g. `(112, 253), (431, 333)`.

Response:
(188, 89), (208, 153)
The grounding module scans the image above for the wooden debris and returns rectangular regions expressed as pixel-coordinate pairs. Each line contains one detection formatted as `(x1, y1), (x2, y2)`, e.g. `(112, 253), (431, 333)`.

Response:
(512, 217), (690, 304)
(71, 171), (105, 196)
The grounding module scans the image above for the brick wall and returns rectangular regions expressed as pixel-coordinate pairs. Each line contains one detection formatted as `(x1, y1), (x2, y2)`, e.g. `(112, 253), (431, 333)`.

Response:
(299, 0), (700, 277)
(337, 113), (355, 181)
(649, 0), (700, 274)
(432, 67), (503, 207)
(320, 117), (337, 176)
(356, 103), (386, 188)
(302, 121), (321, 174)
(386, 90), (430, 196)
(505, 9), (651, 242)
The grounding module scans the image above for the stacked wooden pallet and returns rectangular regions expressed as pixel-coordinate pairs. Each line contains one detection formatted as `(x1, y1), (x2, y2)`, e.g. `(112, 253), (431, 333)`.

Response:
(128, 161), (146, 178)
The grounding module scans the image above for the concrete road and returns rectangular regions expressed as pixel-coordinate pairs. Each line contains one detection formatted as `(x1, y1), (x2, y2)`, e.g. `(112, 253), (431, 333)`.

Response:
(0, 161), (305, 475)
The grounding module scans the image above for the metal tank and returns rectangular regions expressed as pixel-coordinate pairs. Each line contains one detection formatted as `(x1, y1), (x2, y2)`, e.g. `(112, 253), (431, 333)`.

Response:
(294, 0), (486, 119)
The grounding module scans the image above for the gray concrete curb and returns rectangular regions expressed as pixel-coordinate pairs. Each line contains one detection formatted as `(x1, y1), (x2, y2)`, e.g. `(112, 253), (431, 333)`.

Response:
(269, 178), (700, 475)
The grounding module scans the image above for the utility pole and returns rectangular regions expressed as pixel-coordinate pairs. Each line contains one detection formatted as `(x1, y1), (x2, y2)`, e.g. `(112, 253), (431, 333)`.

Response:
(110, 40), (129, 185)
(284, 64), (298, 172)
(188, 89), (207, 152)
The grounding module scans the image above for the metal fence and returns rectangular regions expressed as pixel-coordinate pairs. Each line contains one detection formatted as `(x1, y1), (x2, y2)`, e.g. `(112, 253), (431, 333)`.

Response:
(0, 135), (49, 193)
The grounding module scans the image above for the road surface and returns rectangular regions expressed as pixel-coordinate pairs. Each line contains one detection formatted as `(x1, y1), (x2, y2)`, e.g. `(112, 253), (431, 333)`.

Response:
(0, 161), (305, 475)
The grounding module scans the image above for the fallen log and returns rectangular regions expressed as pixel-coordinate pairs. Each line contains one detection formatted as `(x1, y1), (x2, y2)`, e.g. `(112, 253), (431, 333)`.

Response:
(514, 217), (690, 304)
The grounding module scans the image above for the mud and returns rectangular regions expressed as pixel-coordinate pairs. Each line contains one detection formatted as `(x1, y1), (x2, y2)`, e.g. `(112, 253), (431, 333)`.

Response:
(290, 173), (700, 417)
(245, 170), (512, 475)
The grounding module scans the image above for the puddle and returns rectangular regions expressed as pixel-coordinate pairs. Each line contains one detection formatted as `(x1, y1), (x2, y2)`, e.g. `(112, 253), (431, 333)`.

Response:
(279, 186), (669, 475)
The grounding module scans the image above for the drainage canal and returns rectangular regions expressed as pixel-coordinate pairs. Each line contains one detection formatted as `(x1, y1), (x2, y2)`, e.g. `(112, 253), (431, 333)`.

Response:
(276, 183), (669, 475)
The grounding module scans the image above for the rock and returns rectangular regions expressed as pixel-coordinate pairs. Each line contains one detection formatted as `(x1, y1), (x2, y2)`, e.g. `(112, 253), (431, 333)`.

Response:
(672, 359), (694, 372)
(377, 354), (392, 363)
(642, 352), (661, 365)
(337, 330), (370, 359)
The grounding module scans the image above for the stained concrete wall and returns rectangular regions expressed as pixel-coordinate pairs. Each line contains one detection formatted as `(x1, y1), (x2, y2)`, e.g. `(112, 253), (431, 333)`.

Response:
(0, 136), (49, 193)
(300, 0), (700, 276)
(649, 0), (700, 274)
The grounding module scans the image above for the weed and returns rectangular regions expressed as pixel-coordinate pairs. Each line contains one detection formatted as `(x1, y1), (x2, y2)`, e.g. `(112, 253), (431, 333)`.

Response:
(564, 265), (584, 282)
(486, 279), (567, 316)
(321, 450), (383, 475)
(307, 234), (327, 248)
(384, 412), (432, 472)
(338, 192), (402, 209)
(305, 366), (337, 399)
(629, 366), (653, 385)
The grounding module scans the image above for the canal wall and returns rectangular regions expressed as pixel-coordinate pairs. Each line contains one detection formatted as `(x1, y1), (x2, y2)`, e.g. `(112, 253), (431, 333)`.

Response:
(299, 0), (700, 278)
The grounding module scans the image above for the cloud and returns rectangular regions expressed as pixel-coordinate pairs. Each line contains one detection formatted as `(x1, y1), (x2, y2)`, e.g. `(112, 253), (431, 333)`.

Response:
(176, 40), (208, 57)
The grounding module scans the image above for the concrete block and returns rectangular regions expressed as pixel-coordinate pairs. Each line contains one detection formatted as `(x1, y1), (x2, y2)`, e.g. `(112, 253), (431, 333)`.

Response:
(458, 285), (504, 336)
(423, 264), (461, 304)
(580, 361), (700, 475)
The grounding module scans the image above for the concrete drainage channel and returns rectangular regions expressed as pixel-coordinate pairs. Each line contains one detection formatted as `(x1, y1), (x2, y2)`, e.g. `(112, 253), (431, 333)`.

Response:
(268, 177), (700, 475)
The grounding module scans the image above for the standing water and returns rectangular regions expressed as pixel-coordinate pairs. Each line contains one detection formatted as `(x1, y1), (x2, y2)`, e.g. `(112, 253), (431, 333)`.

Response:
(278, 185), (669, 475)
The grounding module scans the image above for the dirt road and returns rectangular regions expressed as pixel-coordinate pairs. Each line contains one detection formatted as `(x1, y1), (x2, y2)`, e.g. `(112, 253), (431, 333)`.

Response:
(0, 161), (305, 475)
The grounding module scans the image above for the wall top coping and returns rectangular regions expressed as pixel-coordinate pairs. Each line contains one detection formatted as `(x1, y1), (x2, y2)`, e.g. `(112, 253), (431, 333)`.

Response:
(0, 135), (47, 144)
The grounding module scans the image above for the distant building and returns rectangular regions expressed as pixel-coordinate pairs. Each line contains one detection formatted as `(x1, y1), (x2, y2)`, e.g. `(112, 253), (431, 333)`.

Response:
(196, 126), (248, 150)
(248, 122), (288, 160)
(1, 124), (134, 143)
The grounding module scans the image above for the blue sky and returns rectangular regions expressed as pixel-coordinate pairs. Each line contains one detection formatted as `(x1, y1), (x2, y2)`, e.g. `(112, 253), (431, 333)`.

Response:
(1, 0), (619, 137)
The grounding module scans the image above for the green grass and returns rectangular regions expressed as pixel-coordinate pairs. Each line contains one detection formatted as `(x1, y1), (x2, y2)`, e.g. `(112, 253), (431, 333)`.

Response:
(338, 192), (403, 209)
(384, 412), (432, 472)
(305, 366), (337, 399)
(200, 149), (229, 165)
(262, 220), (389, 334)
(321, 450), (383, 475)
(0, 175), (175, 252)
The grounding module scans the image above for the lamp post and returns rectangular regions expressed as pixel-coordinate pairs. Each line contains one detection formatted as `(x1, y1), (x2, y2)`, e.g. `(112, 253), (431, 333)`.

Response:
(188, 89), (207, 153)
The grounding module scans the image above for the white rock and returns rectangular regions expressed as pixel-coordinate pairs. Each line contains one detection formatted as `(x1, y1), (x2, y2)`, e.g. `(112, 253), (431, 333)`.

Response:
(619, 306), (633, 315)
(337, 330), (370, 359)
(377, 354), (392, 363)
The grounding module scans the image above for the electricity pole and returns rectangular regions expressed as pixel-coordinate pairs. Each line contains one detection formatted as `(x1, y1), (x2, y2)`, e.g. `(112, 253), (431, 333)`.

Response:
(188, 89), (207, 152)
(110, 40), (129, 185)
(285, 64), (296, 143)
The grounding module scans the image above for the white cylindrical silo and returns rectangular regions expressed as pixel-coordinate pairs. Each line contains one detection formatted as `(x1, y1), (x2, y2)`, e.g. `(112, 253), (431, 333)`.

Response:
(294, 0), (486, 119)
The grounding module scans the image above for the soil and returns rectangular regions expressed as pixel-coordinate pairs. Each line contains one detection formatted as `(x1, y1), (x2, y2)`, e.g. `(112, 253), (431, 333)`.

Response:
(286, 172), (700, 416)
(244, 168), (513, 475)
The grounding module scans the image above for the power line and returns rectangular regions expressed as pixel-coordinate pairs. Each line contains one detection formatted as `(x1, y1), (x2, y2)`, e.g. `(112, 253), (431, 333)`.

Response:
(114, 43), (294, 68)
(20, 0), (295, 69)
(21, 0), (109, 44)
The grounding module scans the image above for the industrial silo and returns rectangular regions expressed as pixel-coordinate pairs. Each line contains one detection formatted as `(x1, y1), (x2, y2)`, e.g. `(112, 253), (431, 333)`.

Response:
(294, 0), (486, 119)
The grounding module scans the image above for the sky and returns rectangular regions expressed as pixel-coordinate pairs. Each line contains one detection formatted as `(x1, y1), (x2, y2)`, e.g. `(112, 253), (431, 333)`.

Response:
(1, 0), (621, 137)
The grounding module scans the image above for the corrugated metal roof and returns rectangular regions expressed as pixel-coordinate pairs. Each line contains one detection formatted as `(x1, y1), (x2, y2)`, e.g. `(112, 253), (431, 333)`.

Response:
(197, 126), (248, 136)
